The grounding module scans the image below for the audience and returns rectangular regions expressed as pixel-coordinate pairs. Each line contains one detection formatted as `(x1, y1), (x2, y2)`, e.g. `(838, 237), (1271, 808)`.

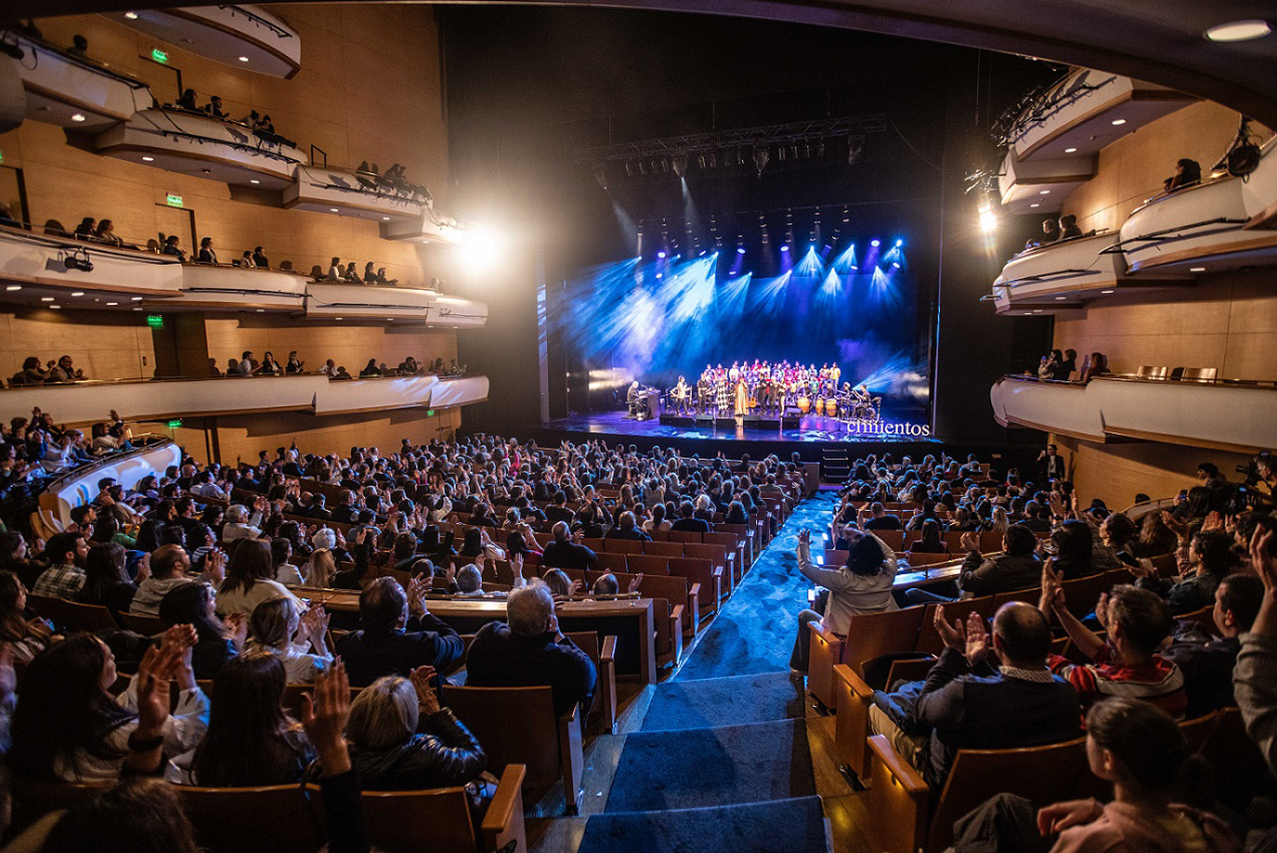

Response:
(335, 576), (464, 687)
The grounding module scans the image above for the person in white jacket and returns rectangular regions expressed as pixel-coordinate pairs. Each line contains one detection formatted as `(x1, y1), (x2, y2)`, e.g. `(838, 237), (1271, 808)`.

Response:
(790, 525), (898, 673)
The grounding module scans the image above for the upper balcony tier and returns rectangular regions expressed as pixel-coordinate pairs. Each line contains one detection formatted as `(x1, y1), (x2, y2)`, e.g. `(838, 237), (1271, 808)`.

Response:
(94, 107), (307, 190)
(998, 150), (1094, 215)
(0, 226), (487, 325)
(109, 6), (302, 79)
(989, 232), (1186, 315)
(7, 32), (154, 131)
(991, 374), (1277, 453)
(1004, 68), (1195, 163)
(284, 165), (432, 224)
(0, 374), (489, 425)
(1117, 142), (1277, 275)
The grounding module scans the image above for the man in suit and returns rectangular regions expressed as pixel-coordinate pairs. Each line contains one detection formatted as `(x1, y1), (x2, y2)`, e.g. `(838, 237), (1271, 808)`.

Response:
(466, 580), (597, 718)
(544, 491), (575, 526)
(541, 521), (597, 570)
(336, 576), (464, 687)
(671, 500), (711, 533)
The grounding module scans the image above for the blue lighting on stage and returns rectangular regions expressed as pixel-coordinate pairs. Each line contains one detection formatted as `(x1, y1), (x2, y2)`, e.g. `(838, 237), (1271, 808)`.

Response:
(736, 247), (746, 254)
(779, 245), (790, 253)
(870, 239), (880, 247)
(657, 251), (667, 259)
(831, 243), (858, 275)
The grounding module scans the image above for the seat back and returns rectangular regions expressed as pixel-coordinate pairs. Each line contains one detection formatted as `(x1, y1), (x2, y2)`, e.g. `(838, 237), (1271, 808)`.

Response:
(177, 784), (324, 853)
(874, 529), (904, 551)
(625, 554), (670, 576)
(1178, 712), (1218, 752)
(10, 779), (109, 835)
(667, 530), (702, 544)
(605, 538), (644, 554)
(842, 607), (927, 674)
(310, 784), (480, 853)
(50, 599), (119, 633)
(1137, 365), (1169, 380)
(1200, 706), (1269, 809)
(1178, 367), (1217, 383)
(927, 737), (1089, 852)
(901, 551), (953, 568)
(642, 540), (683, 557)
(439, 684), (563, 788)
(117, 611), (165, 635)
(593, 551), (628, 574)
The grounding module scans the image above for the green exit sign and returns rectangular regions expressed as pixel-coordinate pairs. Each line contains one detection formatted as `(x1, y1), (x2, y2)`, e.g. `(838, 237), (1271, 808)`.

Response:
(151, 47), (168, 63)
(146, 314), (164, 328)
(165, 193), (183, 208)
(426, 409), (435, 417)
(166, 419), (183, 429)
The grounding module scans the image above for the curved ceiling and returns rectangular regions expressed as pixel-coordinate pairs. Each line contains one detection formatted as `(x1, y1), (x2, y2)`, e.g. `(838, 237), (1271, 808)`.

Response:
(9, 0), (1277, 127)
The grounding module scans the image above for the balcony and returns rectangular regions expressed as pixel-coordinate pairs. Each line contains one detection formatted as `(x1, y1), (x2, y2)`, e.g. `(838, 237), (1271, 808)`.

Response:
(0, 223), (183, 303)
(991, 374), (1277, 453)
(304, 283), (488, 328)
(173, 263), (308, 311)
(989, 232), (1184, 315)
(379, 214), (467, 245)
(1004, 68), (1195, 163)
(7, 32), (154, 130)
(94, 107), (306, 190)
(998, 149), (1095, 215)
(42, 439), (183, 521)
(0, 374), (490, 426)
(1116, 161), (1277, 274)
(284, 165), (432, 223)
(109, 6), (301, 79)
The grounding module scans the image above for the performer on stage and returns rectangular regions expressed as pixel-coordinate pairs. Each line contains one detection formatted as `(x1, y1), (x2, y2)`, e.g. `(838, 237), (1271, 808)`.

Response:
(627, 381), (641, 418)
(671, 375), (691, 415)
(734, 372), (748, 417)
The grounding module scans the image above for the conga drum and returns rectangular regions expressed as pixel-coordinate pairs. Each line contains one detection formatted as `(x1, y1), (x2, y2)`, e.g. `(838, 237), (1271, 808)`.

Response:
(797, 395), (811, 414)
(814, 396), (825, 416)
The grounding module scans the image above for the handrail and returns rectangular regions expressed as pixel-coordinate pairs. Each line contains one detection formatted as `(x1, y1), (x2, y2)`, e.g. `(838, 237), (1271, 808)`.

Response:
(0, 222), (181, 264)
(1000, 372), (1277, 389)
(8, 30), (151, 90)
(142, 108), (302, 164)
(219, 5), (295, 40)
(1100, 216), (1248, 254)
(3, 373), (469, 391)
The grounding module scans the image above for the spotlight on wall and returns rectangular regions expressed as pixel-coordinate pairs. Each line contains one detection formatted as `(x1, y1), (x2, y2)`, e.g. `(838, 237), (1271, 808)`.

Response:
(978, 200), (998, 234)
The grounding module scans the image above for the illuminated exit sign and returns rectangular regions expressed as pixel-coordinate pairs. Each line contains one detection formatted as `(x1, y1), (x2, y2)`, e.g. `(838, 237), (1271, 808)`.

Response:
(166, 193), (183, 207)
(151, 47), (169, 63)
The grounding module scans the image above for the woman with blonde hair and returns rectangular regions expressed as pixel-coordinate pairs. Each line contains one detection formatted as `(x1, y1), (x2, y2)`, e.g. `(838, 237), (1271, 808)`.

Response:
(338, 668), (486, 790)
(246, 597), (332, 683)
(304, 548), (337, 588)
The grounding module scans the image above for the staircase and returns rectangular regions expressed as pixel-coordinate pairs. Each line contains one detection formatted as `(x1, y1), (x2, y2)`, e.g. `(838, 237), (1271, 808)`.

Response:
(820, 447), (850, 484)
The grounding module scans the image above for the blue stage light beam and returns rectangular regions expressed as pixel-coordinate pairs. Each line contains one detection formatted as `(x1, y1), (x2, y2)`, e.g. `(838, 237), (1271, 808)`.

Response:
(794, 246), (823, 278)
(831, 243), (858, 275)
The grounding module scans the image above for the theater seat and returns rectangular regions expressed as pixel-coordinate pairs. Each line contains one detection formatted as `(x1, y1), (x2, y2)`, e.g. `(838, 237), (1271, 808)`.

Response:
(177, 784), (324, 853)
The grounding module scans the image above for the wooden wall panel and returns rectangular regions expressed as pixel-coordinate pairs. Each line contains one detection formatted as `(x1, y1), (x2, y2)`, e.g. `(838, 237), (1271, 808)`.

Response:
(0, 307), (155, 383)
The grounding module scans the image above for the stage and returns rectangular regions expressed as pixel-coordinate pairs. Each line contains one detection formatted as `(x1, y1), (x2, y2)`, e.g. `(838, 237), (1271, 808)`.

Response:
(538, 409), (940, 461)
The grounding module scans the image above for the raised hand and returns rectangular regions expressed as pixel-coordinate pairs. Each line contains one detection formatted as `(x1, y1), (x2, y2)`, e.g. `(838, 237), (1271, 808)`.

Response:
(409, 665), (441, 714)
(223, 612), (249, 649)
(1201, 511), (1224, 533)
(933, 604), (966, 652)
(627, 572), (644, 594)
(300, 661), (352, 775)
(1160, 510), (1189, 540)
(964, 611), (991, 666)
(134, 553), (151, 582)
(960, 531), (980, 553)
(1250, 527), (1275, 592)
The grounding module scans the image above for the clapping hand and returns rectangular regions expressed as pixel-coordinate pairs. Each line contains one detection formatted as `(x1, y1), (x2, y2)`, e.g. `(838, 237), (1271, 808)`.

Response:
(933, 605), (966, 652)
(407, 575), (430, 616)
(1201, 511), (1224, 533)
(1160, 510), (1189, 540)
(1039, 558), (1065, 615)
(1249, 527), (1274, 592)
(409, 665), (442, 714)
(627, 572), (644, 594)
(964, 611), (991, 666)
(511, 553), (525, 581)
(300, 661), (353, 776)
(960, 531), (980, 553)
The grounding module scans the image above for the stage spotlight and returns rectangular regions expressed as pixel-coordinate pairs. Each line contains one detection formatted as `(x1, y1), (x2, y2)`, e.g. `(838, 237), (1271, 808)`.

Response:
(870, 239), (880, 248)
(456, 224), (505, 274)
(657, 251), (667, 259)
(655, 272), (663, 279)
(736, 247), (746, 255)
(847, 135), (865, 165)
(594, 166), (609, 190)
(671, 153), (688, 178)
(978, 201), (998, 234)
(779, 245), (790, 253)
(64, 251), (94, 273)
(895, 239), (903, 247)
(892, 262), (901, 268)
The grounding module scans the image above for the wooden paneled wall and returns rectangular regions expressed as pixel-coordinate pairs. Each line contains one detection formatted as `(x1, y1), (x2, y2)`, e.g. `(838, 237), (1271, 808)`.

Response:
(1053, 435), (1252, 510)
(0, 307), (156, 382)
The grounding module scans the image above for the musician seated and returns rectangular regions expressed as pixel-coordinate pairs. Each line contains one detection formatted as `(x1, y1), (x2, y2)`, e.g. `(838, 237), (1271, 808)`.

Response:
(627, 381), (641, 417)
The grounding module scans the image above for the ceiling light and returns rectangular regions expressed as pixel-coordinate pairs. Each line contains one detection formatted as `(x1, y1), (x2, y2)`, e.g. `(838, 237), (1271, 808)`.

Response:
(1100, 289), (1115, 294)
(1038, 190), (1051, 195)
(1023, 312), (1033, 316)
(1190, 266), (1207, 272)
(130, 296), (143, 301)
(106, 302), (118, 306)
(124, 10), (139, 19)
(70, 113), (86, 123)
(1204, 20), (1272, 42)
(334, 317), (343, 320)
(330, 207), (339, 213)
(40, 297), (54, 302)
(4, 285), (20, 291)
(1030, 203), (1041, 208)
(382, 216), (390, 221)
(238, 56), (249, 62)
(49, 305), (61, 309)
(1064, 147), (1078, 153)
(250, 179), (260, 185)
(1111, 119), (1127, 126)
(1033, 310), (1043, 313)
(1055, 296), (1067, 300)
(133, 307), (143, 311)
(142, 156), (154, 162)
(386, 318), (394, 321)
(255, 308), (264, 312)
(70, 291), (84, 297)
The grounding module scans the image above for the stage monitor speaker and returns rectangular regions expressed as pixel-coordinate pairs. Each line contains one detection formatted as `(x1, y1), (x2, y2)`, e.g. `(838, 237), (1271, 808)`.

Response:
(781, 416), (801, 429)
(714, 417), (737, 429)
(757, 418), (781, 430)
(659, 415), (693, 427)
(694, 414), (715, 425)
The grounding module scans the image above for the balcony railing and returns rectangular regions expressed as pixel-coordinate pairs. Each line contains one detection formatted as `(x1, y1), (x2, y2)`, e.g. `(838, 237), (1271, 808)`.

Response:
(991, 373), (1277, 452)
(111, 5), (302, 79)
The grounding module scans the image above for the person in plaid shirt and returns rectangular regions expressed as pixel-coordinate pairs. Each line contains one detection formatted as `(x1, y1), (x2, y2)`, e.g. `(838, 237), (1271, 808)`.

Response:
(31, 531), (89, 599)
(1040, 563), (1187, 718)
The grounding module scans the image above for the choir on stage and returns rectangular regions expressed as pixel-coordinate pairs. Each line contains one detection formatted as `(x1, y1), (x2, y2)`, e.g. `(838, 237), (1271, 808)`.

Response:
(665, 360), (880, 422)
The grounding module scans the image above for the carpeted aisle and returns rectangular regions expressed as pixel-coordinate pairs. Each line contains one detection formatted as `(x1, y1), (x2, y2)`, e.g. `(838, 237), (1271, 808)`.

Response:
(574, 493), (836, 853)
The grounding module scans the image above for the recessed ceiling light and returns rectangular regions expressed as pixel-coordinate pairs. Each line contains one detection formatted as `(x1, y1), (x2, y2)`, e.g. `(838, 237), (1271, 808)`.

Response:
(49, 305), (61, 309)
(106, 301), (118, 306)
(1064, 147), (1078, 153)
(382, 216), (390, 221)
(1100, 289), (1115, 294)
(255, 308), (264, 312)
(1111, 118), (1127, 126)
(1055, 296), (1067, 300)
(70, 291), (84, 297)
(1022, 312), (1033, 316)
(130, 297), (143, 301)
(1205, 20), (1272, 42)
(133, 307), (143, 311)
(238, 56), (250, 62)
(1033, 310), (1043, 313)
(1190, 266), (1207, 272)
(1038, 190), (1051, 195)
(334, 317), (343, 320)
(1030, 203), (1041, 208)
(386, 318), (395, 321)
(124, 10), (139, 19)
(250, 179), (260, 184)
(4, 285), (20, 291)
(70, 113), (86, 123)
(330, 208), (340, 213)
(142, 156), (154, 162)
(40, 297), (54, 302)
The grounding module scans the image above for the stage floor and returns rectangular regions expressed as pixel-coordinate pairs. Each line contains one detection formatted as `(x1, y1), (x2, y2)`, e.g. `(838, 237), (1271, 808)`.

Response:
(544, 410), (932, 444)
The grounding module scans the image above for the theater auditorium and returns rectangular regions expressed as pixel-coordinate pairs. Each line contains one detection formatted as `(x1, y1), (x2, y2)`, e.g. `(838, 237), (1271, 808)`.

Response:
(0, 1), (1274, 851)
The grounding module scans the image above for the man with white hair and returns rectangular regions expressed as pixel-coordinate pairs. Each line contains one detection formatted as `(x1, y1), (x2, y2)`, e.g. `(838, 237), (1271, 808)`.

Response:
(221, 503), (263, 541)
(465, 580), (597, 717)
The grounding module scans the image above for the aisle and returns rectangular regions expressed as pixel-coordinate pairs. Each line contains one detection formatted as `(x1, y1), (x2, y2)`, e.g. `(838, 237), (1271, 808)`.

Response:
(567, 493), (840, 853)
